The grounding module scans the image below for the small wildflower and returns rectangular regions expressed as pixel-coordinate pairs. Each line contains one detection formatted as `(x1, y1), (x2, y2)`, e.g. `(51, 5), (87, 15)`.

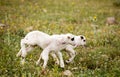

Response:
(94, 16), (97, 20)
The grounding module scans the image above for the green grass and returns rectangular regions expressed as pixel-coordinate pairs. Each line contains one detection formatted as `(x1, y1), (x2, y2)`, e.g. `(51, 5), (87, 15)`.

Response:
(0, 0), (120, 77)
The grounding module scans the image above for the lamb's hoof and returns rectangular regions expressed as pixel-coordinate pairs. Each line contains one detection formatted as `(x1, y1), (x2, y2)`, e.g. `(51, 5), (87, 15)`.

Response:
(55, 61), (59, 65)
(60, 65), (65, 69)
(36, 61), (39, 66)
(65, 60), (71, 64)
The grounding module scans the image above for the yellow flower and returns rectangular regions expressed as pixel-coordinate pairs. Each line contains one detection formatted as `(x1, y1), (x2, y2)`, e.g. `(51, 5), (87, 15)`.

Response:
(94, 16), (97, 20)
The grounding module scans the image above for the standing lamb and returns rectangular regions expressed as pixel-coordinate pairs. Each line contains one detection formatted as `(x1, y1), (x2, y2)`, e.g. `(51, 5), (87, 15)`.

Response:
(17, 31), (76, 68)
(16, 31), (86, 68)
(36, 34), (76, 68)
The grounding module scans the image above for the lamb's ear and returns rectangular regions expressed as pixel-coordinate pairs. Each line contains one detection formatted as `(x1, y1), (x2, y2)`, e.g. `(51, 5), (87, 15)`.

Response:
(80, 35), (84, 39)
(67, 36), (70, 39)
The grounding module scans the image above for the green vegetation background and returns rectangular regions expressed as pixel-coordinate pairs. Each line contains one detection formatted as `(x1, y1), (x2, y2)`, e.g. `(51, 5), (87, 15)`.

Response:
(0, 0), (120, 77)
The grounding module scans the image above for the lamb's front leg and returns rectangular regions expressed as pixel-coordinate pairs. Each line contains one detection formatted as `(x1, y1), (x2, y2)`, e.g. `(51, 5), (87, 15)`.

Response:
(65, 47), (76, 63)
(36, 48), (50, 69)
(56, 51), (64, 68)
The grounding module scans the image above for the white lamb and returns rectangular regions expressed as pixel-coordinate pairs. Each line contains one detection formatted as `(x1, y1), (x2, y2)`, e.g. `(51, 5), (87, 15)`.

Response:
(16, 31), (86, 68)
(50, 35), (86, 65)
(36, 34), (77, 68)
(17, 31), (76, 68)
(36, 34), (86, 68)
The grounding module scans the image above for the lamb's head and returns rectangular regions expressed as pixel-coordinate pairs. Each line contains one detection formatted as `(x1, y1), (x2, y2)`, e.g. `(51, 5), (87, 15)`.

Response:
(74, 35), (86, 47)
(60, 33), (76, 46)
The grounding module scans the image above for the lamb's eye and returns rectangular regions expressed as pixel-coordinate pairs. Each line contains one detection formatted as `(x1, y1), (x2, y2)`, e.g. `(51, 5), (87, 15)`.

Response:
(83, 40), (86, 42)
(71, 37), (74, 41)
(81, 36), (84, 39)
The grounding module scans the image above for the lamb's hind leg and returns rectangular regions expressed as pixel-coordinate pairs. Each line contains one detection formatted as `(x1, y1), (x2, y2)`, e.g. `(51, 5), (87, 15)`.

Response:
(17, 45), (34, 57)
(20, 39), (27, 65)
(20, 38), (36, 65)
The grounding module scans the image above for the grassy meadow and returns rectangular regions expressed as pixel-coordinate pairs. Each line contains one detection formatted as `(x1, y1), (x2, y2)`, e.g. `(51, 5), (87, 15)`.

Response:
(0, 0), (120, 77)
